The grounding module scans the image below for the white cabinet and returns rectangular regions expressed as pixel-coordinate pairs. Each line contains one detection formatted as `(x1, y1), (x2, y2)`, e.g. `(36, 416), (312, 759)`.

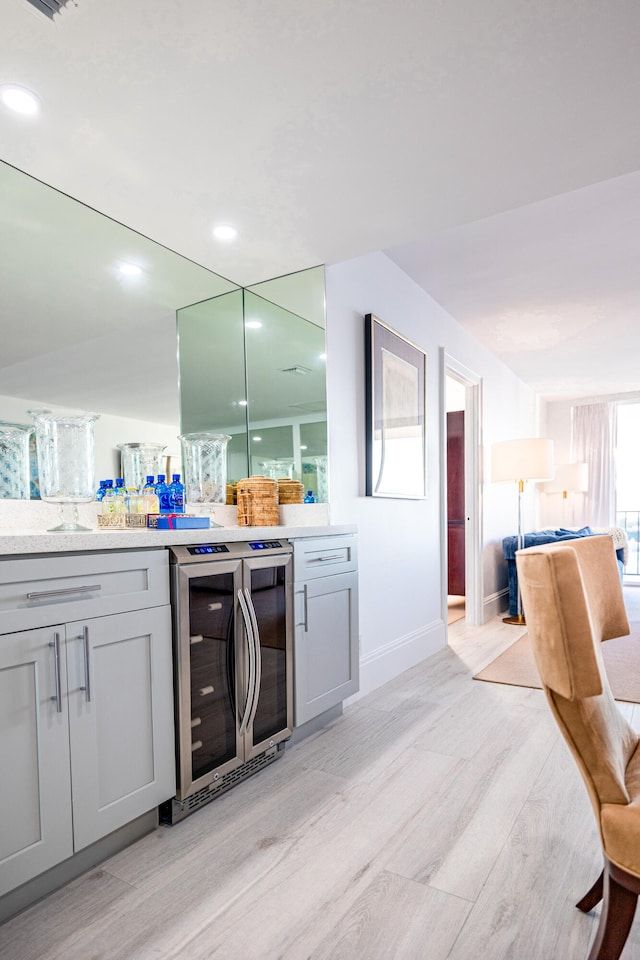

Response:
(292, 535), (359, 725)
(0, 550), (175, 898)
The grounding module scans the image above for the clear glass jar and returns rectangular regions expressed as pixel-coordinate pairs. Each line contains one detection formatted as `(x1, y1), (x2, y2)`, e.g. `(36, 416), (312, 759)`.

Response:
(258, 458), (296, 481)
(0, 423), (33, 499)
(178, 432), (231, 505)
(117, 442), (167, 493)
(33, 411), (100, 530)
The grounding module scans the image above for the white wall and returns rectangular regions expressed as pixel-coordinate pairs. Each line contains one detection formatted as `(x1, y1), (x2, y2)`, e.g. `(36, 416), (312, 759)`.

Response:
(325, 252), (539, 698)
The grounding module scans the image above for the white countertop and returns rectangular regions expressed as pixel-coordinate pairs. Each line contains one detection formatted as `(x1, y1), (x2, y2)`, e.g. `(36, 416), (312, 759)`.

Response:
(0, 500), (356, 556)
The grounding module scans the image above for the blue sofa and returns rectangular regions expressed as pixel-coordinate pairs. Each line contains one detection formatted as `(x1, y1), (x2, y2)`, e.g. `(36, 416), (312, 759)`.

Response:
(502, 527), (625, 617)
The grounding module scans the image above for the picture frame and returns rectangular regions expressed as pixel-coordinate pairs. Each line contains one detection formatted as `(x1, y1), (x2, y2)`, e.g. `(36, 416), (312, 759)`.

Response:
(364, 313), (427, 499)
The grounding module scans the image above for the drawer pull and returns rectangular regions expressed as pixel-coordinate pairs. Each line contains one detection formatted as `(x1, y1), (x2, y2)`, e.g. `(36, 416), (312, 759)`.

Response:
(308, 555), (343, 563)
(199, 685), (214, 696)
(27, 584), (102, 601)
(208, 602), (223, 611)
(191, 740), (203, 752)
(191, 717), (202, 728)
(190, 634), (204, 645)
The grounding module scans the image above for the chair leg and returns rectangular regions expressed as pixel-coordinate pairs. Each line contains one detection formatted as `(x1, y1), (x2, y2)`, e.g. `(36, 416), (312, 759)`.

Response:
(577, 870), (604, 913)
(587, 863), (639, 960)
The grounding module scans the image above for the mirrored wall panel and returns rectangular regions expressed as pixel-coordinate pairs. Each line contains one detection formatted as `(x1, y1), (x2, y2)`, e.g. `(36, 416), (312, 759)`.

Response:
(178, 266), (328, 500)
(0, 158), (239, 497)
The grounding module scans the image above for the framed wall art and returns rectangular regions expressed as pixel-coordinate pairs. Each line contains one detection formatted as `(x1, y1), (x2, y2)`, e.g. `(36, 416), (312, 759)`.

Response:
(364, 313), (427, 499)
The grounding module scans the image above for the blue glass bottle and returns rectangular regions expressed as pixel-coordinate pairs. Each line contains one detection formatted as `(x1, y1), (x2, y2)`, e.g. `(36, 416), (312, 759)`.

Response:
(169, 473), (185, 513)
(155, 474), (172, 513)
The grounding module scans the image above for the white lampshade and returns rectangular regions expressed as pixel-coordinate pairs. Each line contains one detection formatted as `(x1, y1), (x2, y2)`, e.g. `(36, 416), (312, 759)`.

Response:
(491, 438), (555, 484)
(544, 462), (588, 495)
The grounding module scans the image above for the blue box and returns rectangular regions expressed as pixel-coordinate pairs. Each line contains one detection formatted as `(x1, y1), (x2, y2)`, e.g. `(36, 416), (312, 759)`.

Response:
(154, 516), (211, 530)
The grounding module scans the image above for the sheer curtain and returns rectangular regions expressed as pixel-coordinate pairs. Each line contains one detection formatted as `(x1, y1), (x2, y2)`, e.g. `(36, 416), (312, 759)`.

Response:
(571, 401), (617, 527)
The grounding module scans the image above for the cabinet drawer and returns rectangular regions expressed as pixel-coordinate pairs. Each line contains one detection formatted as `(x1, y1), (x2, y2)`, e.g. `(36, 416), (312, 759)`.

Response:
(292, 535), (357, 581)
(0, 549), (169, 634)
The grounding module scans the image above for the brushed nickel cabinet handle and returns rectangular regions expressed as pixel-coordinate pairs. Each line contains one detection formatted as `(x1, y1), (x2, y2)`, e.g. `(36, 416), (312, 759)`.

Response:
(48, 632), (62, 713)
(27, 584), (102, 600)
(79, 625), (91, 702)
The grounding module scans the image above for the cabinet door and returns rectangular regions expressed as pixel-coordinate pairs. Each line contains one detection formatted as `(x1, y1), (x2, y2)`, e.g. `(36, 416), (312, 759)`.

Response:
(67, 606), (175, 851)
(0, 626), (73, 897)
(294, 571), (359, 726)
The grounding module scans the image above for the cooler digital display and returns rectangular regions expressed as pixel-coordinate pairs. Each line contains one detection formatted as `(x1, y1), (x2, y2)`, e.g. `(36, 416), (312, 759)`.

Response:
(249, 541), (282, 550)
(187, 544), (230, 556)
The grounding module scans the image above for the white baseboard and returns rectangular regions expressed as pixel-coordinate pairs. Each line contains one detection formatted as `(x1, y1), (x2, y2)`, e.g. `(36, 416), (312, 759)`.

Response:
(483, 588), (509, 622)
(348, 618), (446, 703)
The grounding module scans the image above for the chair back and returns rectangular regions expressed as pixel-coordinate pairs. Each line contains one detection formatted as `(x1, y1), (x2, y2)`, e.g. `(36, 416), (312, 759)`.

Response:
(516, 536), (636, 812)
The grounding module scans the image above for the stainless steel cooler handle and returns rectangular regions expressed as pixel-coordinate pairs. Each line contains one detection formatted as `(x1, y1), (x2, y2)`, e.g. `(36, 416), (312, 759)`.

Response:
(237, 588), (256, 735)
(244, 587), (262, 728)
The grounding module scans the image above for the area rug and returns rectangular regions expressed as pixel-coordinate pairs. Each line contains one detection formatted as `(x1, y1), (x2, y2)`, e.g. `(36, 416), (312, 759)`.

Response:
(474, 626), (640, 703)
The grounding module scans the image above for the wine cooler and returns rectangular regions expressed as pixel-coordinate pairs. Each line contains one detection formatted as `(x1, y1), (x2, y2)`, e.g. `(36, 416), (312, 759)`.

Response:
(161, 539), (293, 823)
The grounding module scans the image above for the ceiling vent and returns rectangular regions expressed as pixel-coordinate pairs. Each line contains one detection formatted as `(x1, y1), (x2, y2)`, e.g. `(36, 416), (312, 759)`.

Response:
(23, 0), (74, 19)
(281, 365), (312, 376)
(289, 401), (327, 414)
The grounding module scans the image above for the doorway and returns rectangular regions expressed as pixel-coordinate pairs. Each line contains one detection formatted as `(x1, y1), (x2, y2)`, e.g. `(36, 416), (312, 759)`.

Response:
(446, 387), (465, 623)
(441, 352), (482, 629)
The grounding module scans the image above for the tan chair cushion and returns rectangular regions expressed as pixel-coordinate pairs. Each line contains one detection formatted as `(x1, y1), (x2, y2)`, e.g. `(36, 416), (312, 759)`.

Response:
(517, 536), (629, 700)
(516, 535), (637, 815)
(601, 742), (640, 873)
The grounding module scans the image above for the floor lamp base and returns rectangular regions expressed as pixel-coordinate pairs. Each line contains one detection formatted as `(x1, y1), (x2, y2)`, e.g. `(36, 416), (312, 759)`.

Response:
(503, 613), (526, 625)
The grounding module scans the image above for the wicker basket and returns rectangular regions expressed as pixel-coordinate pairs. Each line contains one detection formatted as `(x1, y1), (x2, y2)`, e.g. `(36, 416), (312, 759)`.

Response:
(236, 476), (279, 526)
(277, 478), (304, 504)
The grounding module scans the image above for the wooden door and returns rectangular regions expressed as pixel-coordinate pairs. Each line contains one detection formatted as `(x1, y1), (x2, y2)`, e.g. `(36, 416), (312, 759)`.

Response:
(447, 410), (465, 596)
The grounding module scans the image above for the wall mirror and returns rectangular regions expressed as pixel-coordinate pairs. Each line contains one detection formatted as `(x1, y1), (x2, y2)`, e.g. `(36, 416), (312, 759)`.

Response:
(178, 265), (328, 500)
(0, 159), (329, 503)
(0, 158), (240, 496)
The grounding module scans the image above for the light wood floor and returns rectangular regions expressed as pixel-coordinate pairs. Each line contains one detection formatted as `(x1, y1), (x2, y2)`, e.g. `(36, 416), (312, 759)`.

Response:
(3, 596), (640, 960)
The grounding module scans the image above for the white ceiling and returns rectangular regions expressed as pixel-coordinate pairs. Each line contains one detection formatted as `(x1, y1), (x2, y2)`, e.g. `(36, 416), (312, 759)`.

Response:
(2, 0), (640, 404)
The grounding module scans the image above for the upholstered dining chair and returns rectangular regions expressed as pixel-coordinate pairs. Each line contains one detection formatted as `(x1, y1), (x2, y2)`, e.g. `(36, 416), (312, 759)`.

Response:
(516, 534), (639, 960)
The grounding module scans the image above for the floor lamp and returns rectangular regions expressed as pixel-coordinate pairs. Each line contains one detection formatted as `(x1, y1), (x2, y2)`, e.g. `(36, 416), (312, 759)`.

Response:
(492, 437), (554, 625)
(544, 462), (589, 527)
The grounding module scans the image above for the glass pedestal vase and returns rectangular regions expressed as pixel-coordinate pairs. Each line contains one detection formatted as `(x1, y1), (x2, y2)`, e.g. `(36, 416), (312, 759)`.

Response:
(0, 423), (34, 500)
(179, 433), (231, 505)
(117, 442), (167, 492)
(33, 411), (100, 531)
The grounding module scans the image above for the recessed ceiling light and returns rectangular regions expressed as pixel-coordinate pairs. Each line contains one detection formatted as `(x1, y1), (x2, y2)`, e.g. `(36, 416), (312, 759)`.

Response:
(245, 320), (262, 330)
(300, 445), (308, 451)
(212, 224), (238, 241)
(119, 262), (142, 277)
(252, 436), (262, 442)
(319, 353), (327, 361)
(1, 84), (41, 115)
(238, 400), (248, 407)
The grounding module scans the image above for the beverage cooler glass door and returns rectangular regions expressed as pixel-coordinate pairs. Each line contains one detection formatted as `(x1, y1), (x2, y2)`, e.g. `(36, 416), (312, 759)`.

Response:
(174, 559), (245, 799)
(242, 554), (293, 760)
